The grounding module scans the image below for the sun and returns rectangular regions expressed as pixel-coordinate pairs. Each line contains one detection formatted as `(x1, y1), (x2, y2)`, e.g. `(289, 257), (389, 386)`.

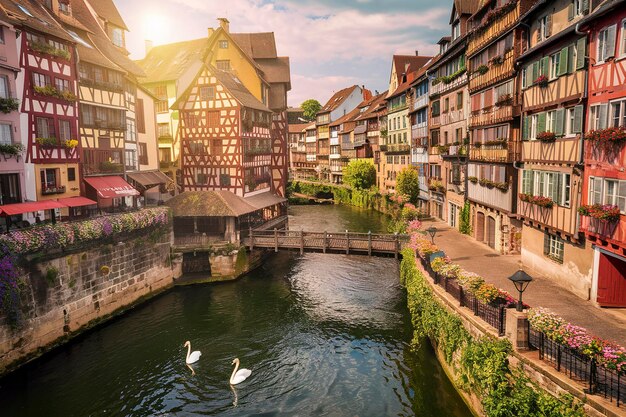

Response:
(141, 14), (170, 45)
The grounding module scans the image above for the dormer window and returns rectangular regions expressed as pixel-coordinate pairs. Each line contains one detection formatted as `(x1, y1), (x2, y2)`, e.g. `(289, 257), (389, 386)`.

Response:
(440, 43), (448, 54)
(452, 22), (460, 40)
(58, 0), (70, 15)
(111, 28), (123, 48)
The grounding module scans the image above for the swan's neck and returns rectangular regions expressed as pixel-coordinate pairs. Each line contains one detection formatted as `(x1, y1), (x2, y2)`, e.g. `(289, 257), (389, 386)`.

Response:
(186, 343), (191, 361)
(230, 360), (239, 383)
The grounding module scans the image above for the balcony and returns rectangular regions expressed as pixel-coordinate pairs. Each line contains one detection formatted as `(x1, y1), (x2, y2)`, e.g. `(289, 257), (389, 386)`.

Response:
(469, 50), (515, 92)
(518, 199), (579, 237)
(412, 124), (428, 141)
(158, 134), (173, 144)
(430, 72), (467, 97)
(522, 138), (581, 164)
(523, 71), (586, 110)
(470, 141), (521, 163)
(440, 109), (465, 126)
(442, 145), (468, 158)
(470, 104), (514, 128)
(83, 149), (124, 175)
(584, 141), (626, 166)
(411, 95), (429, 112)
(411, 147), (428, 164)
(467, 180), (513, 213)
(379, 143), (410, 154)
(467, 2), (519, 57)
(580, 216), (626, 247)
(305, 135), (317, 143)
(41, 184), (67, 195)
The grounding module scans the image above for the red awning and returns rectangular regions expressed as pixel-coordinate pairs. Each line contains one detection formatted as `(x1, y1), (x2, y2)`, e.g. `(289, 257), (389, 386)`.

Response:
(57, 196), (98, 208)
(84, 176), (140, 199)
(0, 200), (66, 216)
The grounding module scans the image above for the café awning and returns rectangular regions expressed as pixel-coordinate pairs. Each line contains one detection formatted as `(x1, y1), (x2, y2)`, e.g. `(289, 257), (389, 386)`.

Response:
(126, 170), (173, 189)
(57, 196), (98, 208)
(84, 176), (140, 199)
(0, 200), (66, 216)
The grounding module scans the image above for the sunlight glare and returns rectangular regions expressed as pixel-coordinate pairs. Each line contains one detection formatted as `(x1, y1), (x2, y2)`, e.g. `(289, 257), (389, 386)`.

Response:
(141, 14), (170, 45)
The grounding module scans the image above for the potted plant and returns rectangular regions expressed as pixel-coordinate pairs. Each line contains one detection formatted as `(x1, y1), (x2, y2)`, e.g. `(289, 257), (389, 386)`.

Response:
(468, 176), (479, 183)
(584, 127), (626, 146)
(533, 75), (549, 88)
(578, 204), (621, 222)
(35, 137), (58, 147)
(536, 131), (557, 142)
(475, 64), (489, 75)
(0, 142), (24, 156)
(0, 97), (19, 114)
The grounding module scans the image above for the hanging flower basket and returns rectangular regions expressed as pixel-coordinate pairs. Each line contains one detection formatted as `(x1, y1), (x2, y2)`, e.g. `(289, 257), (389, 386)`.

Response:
(536, 131), (556, 143)
(584, 127), (626, 146)
(578, 204), (621, 222)
(533, 75), (549, 88)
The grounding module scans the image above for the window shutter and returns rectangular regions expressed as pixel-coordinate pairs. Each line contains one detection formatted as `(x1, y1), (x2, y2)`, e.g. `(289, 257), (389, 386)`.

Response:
(568, 2), (574, 21)
(606, 24), (617, 59)
(532, 61), (540, 81)
(573, 105), (583, 133)
(540, 57), (550, 76)
(555, 108), (565, 135)
(546, 14), (552, 37)
(558, 48), (569, 76)
(567, 44), (576, 73)
(598, 103), (608, 129)
(554, 173), (562, 204)
(523, 115), (529, 140)
(537, 112), (547, 133)
(582, 0), (589, 14)
(576, 37), (586, 69)
(536, 25), (542, 43)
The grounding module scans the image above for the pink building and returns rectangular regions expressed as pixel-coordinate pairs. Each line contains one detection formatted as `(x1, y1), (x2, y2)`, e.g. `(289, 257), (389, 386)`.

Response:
(0, 19), (24, 212)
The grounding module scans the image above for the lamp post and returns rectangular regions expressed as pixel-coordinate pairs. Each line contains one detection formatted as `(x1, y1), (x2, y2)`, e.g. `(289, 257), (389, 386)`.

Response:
(507, 269), (533, 312)
(426, 226), (437, 244)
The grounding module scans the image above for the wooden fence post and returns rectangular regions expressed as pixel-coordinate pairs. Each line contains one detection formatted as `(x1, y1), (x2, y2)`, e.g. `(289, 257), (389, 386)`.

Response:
(368, 231), (372, 256)
(345, 230), (349, 255)
(274, 228), (278, 252)
(300, 229), (304, 255)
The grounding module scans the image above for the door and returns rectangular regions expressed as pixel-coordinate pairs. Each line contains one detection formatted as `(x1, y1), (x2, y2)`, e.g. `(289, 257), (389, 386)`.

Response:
(597, 253), (626, 307)
(487, 216), (496, 249)
(476, 212), (485, 242)
(449, 203), (457, 228)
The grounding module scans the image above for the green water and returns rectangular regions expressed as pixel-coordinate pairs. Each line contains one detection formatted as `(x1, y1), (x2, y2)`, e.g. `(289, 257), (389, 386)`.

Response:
(0, 204), (471, 416)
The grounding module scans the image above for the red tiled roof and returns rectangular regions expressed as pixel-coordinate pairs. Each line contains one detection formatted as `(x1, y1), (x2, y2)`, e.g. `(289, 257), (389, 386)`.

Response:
(392, 55), (432, 85)
(88, 0), (128, 30)
(320, 85), (359, 113)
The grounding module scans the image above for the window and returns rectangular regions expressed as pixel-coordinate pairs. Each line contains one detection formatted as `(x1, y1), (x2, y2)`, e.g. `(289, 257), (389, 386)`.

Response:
(0, 76), (8, 99)
(430, 164), (441, 179)
(569, 0), (587, 20)
(58, 119), (71, 141)
(67, 167), (76, 182)
(0, 27), (4, 45)
(219, 40), (228, 49)
(156, 100), (168, 113)
(589, 103), (608, 130)
(199, 86), (215, 100)
(546, 110), (555, 133)
(111, 28), (123, 48)
(138, 142), (148, 165)
(597, 25), (617, 62)
(207, 111), (219, 127)
(36, 117), (54, 138)
(524, 170), (572, 207)
(621, 19), (626, 57)
(58, 1), (70, 14)
(565, 107), (576, 136)
(216, 60), (231, 71)
(0, 123), (12, 145)
(151, 85), (167, 100)
(127, 119), (136, 142)
(40, 168), (59, 191)
(159, 148), (172, 163)
(452, 22), (460, 40)
(125, 149), (136, 171)
(538, 15), (551, 42)
(457, 92), (463, 109)
(443, 97), (449, 113)
(33, 73), (50, 88)
(544, 233), (564, 263)
(610, 99), (626, 128)
(550, 51), (560, 79)
(589, 177), (626, 213)
(55, 78), (70, 92)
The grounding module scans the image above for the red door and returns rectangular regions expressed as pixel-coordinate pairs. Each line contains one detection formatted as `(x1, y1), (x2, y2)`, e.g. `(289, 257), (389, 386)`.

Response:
(597, 253), (626, 307)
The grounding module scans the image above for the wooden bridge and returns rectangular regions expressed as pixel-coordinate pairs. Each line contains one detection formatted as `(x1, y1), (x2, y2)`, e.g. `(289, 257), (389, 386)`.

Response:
(244, 229), (409, 257)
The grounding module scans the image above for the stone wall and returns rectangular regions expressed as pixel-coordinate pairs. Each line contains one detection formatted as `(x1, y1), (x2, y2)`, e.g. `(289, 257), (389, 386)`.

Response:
(0, 228), (181, 375)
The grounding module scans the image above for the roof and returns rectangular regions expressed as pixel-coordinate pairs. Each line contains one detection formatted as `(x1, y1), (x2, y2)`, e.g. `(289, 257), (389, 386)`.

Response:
(57, 196), (97, 208)
(256, 57), (291, 85)
(320, 85), (359, 113)
(329, 102), (364, 127)
(244, 191), (287, 210)
(354, 91), (388, 121)
(288, 123), (310, 133)
(0, 200), (66, 216)
(392, 55), (432, 84)
(388, 57), (433, 99)
(127, 171), (173, 189)
(453, 0), (480, 17)
(0, 0), (74, 43)
(137, 38), (209, 84)
(88, 0), (128, 30)
(578, 0), (626, 29)
(230, 32), (277, 59)
(166, 191), (257, 217)
(305, 123), (317, 131)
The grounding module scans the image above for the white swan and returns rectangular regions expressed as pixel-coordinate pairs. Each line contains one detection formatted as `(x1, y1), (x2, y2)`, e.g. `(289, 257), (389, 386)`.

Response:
(184, 341), (201, 364)
(229, 358), (252, 385)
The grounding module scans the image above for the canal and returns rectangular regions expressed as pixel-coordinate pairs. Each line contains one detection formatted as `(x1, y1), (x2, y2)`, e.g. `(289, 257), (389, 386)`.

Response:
(0, 204), (471, 416)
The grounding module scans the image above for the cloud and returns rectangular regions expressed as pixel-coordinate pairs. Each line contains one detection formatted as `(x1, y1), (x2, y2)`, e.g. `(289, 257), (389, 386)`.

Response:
(116, 0), (450, 106)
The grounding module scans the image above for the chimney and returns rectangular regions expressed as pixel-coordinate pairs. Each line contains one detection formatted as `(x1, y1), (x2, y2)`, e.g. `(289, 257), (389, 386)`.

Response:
(415, 50), (419, 56)
(217, 18), (230, 33)
(208, 27), (214, 37)
(144, 40), (153, 56)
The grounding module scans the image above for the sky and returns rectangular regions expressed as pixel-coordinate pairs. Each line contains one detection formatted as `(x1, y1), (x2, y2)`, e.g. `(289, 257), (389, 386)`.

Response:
(114, 0), (452, 107)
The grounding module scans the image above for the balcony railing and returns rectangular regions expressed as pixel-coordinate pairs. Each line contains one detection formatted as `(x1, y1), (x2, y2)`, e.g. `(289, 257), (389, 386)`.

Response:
(469, 50), (515, 92)
(470, 104), (514, 127)
(379, 143), (410, 154)
(522, 138), (581, 164)
(580, 215), (626, 245)
(330, 137), (340, 146)
(411, 95), (429, 112)
(467, 3), (519, 57)
(411, 124), (428, 141)
(518, 199), (579, 237)
(41, 184), (67, 195)
(430, 72), (467, 96)
(523, 71), (586, 110)
(584, 141), (626, 166)
(470, 141), (521, 163)
(440, 109), (465, 126)
(306, 154), (317, 162)
(411, 147), (429, 164)
(430, 115), (441, 127)
(467, 180), (512, 213)
(305, 136), (317, 143)
(83, 149), (124, 175)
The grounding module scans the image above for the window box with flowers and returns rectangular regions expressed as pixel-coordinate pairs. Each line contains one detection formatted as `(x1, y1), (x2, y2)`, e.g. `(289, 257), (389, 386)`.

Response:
(482, 138), (508, 149)
(584, 127), (626, 147)
(35, 137), (59, 147)
(533, 75), (549, 88)
(29, 41), (71, 60)
(489, 55), (504, 66)
(479, 178), (509, 191)
(519, 193), (554, 208)
(428, 179), (445, 193)
(468, 176), (478, 183)
(578, 204), (621, 222)
(474, 64), (489, 75)
(0, 97), (19, 114)
(34, 85), (77, 102)
(64, 139), (79, 149)
(41, 185), (66, 195)
(536, 131), (556, 143)
(0, 143), (24, 156)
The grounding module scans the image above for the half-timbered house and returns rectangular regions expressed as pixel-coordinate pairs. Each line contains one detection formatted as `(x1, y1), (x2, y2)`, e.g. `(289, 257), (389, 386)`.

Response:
(578, 0), (626, 307)
(465, 0), (532, 253)
(517, 0), (593, 298)
(2, 0), (81, 211)
(353, 91), (387, 164)
(408, 70), (431, 212)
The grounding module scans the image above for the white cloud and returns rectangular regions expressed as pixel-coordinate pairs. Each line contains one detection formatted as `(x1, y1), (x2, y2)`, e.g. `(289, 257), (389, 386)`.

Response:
(289, 74), (361, 107)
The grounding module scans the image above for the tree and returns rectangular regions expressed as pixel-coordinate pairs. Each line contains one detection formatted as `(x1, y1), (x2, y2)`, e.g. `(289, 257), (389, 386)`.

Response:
(396, 166), (420, 204)
(343, 160), (376, 190)
(301, 99), (322, 121)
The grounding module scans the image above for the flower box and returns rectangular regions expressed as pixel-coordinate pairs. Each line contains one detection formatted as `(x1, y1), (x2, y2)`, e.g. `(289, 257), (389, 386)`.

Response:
(578, 204), (621, 222)
(0, 143), (24, 156)
(468, 176), (478, 183)
(474, 64), (489, 75)
(519, 193), (554, 208)
(536, 131), (557, 143)
(0, 97), (19, 114)
(533, 75), (549, 87)
(584, 127), (626, 146)
(35, 137), (59, 147)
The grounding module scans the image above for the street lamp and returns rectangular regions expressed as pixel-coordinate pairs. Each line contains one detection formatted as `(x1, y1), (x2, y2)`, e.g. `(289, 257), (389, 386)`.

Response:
(507, 268), (533, 312)
(426, 226), (437, 244)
